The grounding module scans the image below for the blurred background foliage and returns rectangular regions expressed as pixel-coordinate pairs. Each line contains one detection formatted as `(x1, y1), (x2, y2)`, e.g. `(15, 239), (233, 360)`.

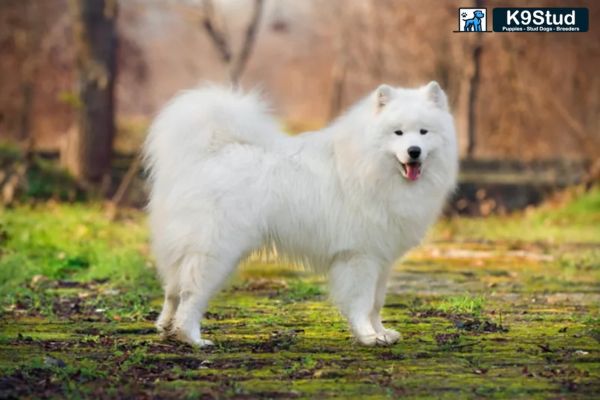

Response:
(0, 0), (598, 214)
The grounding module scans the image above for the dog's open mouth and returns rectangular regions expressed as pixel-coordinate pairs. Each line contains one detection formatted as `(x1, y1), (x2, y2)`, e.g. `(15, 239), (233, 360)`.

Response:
(400, 161), (422, 181)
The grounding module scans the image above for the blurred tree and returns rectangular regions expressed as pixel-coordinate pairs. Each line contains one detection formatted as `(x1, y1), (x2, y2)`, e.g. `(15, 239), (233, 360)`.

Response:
(63, 0), (118, 186)
(0, 1), (48, 205)
(17, 2), (41, 146)
(1, 0), (597, 169)
(465, 0), (483, 158)
(201, 0), (264, 86)
(0, 0), (45, 146)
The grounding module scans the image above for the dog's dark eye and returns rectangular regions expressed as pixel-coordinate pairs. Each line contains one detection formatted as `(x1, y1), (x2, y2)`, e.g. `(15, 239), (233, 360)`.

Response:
(394, 130), (403, 136)
(420, 129), (428, 135)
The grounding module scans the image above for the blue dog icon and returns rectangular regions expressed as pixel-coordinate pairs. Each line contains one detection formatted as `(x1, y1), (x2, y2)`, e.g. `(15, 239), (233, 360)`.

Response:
(463, 10), (484, 31)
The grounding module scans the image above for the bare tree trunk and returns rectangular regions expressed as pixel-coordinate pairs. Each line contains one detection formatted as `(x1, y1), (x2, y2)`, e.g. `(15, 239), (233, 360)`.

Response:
(328, 59), (347, 121)
(17, 0), (42, 147)
(201, 0), (264, 86)
(229, 0), (264, 85)
(328, 4), (354, 121)
(367, 0), (385, 81)
(201, 0), (232, 64)
(66, 0), (118, 184)
(466, 43), (481, 158)
(18, 84), (33, 142)
(0, 1), (42, 205)
(465, 0), (483, 158)
(106, 153), (141, 220)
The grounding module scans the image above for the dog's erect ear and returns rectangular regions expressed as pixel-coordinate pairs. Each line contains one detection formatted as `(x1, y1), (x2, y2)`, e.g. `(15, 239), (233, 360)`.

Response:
(423, 81), (448, 111)
(375, 84), (393, 111)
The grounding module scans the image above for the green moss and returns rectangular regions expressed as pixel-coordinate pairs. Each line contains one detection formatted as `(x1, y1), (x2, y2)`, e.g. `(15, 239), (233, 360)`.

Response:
(1, 191), (600, 398)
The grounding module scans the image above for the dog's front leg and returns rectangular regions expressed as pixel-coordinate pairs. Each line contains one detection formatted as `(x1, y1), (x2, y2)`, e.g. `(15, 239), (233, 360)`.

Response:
(329, 255), (397, 346)
(369, 266), (401, 344)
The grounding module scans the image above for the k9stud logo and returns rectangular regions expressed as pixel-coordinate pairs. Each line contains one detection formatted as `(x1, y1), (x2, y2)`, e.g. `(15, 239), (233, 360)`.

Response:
(454, 7), (589, 33)
(492, 8), (589, 32)
(457, 8), (488, 32)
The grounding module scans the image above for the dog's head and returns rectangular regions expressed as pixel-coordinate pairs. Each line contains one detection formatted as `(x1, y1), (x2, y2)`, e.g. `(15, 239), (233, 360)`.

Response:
(368, 82), (457, 183)
(473, 10), (484, 18)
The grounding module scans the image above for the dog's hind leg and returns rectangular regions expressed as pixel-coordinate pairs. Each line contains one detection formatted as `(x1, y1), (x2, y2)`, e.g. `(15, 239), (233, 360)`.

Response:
(369, 267), (401, 344)
(155, 279), (179, 337)
(171, 252), (238, 347)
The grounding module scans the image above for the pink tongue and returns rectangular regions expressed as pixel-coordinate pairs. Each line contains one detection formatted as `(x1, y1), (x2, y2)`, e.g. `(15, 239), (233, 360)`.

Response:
(406, 164), (420, 181)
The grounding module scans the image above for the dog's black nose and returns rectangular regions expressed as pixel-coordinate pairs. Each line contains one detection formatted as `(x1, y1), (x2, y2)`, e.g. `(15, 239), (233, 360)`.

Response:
(407, 146), (421, 160)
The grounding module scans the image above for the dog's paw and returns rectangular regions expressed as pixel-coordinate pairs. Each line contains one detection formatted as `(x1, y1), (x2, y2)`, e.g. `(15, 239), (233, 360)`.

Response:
(156, 321), (171, 337)
(155, 312), (174, 335)
(376, 329), (401, 345)
(356, 333), (378, 346)
(356, 329), (401, 346)
(172, 327), (214, 348)
(157, 326), (177, 342)
(195, 338), (215, 348)
(173, 337), (215, 348)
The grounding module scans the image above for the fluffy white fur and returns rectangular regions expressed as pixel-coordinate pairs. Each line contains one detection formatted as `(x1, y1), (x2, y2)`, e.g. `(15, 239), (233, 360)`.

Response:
(143, 82), (458, 347)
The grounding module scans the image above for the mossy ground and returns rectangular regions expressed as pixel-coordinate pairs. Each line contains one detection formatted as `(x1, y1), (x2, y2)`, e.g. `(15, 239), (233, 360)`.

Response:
(1, 188), (599, 399)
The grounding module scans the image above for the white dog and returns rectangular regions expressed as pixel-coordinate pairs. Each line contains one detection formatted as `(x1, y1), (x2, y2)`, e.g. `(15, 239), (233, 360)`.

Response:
(143, 82), (458, 347)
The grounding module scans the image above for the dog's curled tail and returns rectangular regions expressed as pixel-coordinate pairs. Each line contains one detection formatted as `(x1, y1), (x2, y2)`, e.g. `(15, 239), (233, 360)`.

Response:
(143, 85), (282, 183)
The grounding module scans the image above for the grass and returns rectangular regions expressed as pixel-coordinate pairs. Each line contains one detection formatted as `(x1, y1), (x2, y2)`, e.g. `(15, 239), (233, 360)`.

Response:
(0, 203), (153, 292)
(435, 186), (600, 244)
(0, 187), (599, 398)
(435, 295), (486, 316)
